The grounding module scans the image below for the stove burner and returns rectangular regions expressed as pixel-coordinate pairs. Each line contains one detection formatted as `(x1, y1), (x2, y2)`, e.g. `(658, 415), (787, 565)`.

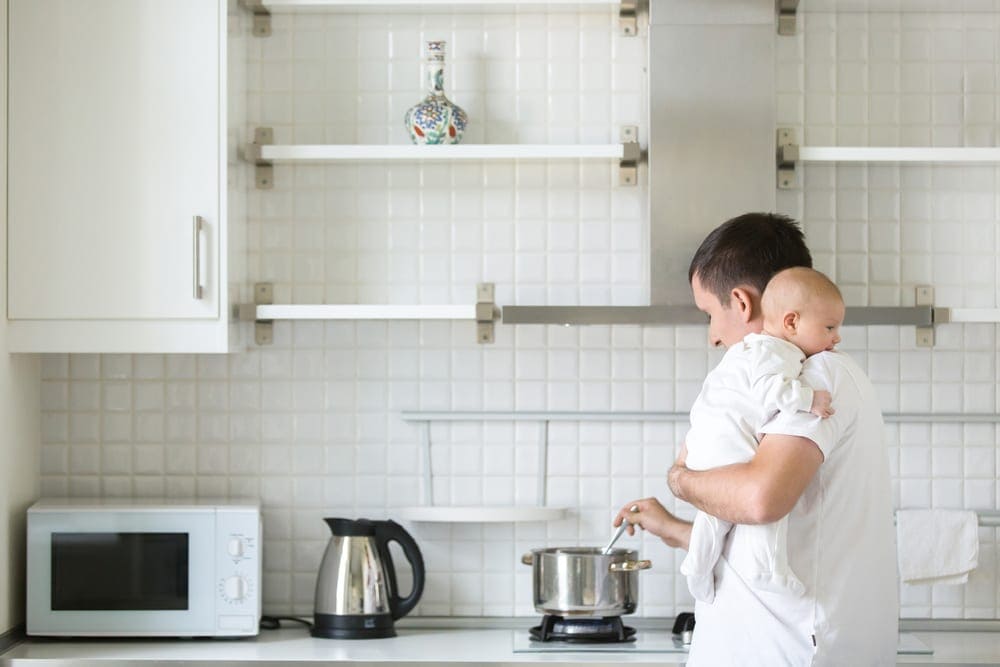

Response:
(529, 615), (637, 643)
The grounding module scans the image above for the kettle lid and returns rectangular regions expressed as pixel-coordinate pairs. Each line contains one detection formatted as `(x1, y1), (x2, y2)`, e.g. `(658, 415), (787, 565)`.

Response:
(324, 517), (376, 536)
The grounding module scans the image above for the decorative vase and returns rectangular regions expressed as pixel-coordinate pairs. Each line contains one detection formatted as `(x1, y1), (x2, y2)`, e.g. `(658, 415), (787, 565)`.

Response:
(404, 41), (468, 145)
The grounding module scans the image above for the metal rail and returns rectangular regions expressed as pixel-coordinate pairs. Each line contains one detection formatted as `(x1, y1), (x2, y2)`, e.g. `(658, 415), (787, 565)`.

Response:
(401, 410), (1000, 424)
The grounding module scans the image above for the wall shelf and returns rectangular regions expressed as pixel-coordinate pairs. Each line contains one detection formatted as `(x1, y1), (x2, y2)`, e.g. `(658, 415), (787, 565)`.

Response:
(246, 0), (623, 11)
(239, 0), (639, 42)
(398, 506), (568, 522)
(777, 131), (1000, 187)
(935, 308), (1000, 324)
(255, 304), (475, 320)
(401, 413), (566, 522)
(799, 147), (1000, 163)
(243, 283), (499, 345)
(254, 143), (628, 162)
(244, 128), (641, 187)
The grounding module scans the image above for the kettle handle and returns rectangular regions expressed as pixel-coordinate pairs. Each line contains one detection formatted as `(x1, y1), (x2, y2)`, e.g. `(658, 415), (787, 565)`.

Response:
(374, 520), (425, 621)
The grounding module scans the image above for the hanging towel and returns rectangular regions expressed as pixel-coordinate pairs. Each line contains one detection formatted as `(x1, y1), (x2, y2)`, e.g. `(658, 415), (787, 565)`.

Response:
(896, 509), (979, 586)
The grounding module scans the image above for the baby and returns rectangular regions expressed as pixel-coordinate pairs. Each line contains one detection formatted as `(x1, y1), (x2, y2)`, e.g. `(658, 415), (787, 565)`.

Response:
(680, 267), (845, 603)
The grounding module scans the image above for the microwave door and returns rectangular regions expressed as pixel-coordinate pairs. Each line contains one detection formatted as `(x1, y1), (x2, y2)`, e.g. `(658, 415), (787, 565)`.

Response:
(51, 532), (189, 611)
(27, 510), (216, 636)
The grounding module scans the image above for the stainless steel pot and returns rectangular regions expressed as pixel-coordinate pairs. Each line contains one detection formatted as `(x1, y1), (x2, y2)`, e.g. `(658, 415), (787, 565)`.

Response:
(521, 547), (652, 617)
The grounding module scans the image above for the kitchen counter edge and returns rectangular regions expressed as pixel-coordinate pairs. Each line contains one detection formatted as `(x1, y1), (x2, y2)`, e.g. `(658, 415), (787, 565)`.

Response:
(3, 625), (1000, 666)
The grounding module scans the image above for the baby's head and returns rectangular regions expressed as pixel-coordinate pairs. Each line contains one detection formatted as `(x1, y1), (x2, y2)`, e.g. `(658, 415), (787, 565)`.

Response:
(761, 267), (845, 356)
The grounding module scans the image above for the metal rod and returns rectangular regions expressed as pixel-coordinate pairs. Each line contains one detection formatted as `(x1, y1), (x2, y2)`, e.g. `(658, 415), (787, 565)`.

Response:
(419, 422), (432, 506)
(537, 421), (548, 506)
(401, 410), (1000, 424)
(883, 413), (1000, 423)
(500, 305), (933, 326)
(977, 512), (1000, 527)
(845, 306), (931, 326)
(401, 411), (692, 422)
(501, 305), (706, 326)
(897, 510), (1000, 526)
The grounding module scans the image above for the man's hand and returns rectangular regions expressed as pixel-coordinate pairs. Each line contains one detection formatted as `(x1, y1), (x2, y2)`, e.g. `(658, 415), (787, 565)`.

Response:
(810, 389), (835, 418)
(613, 497), (692, 551)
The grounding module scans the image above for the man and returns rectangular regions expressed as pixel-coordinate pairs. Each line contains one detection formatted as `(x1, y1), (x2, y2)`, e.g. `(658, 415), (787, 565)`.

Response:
(615, 213), (898, 666)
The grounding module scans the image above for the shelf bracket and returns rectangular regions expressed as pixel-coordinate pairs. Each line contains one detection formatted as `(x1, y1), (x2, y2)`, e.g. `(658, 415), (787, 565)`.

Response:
(776, 0), (799, 36)
(477, 282), (497, 344)
(244, 127), (274, 189)
(253, 283), (274, 346)
(619, 0), (639, 37)
(619, 126), (641, 187)
(238, 0), (271, 37)
(915, 285), (935, 348)
(776, 127), (798, 189)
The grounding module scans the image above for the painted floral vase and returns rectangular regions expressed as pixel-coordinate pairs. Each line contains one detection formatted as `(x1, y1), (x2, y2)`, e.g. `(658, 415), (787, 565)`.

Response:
(405, 41), (468, 145)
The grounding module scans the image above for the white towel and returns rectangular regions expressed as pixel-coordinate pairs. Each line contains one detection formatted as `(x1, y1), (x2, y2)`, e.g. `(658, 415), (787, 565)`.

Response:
(896, 509), (979, 586)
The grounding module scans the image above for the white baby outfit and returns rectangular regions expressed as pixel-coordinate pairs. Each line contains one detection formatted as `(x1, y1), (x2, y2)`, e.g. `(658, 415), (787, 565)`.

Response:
(680, 333), (813, 603)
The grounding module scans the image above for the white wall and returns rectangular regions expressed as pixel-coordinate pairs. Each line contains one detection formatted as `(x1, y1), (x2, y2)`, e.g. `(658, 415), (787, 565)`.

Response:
(0, 357), (40, 634)
(0, 0), (41, 634)
(35, 5), (1000, 620)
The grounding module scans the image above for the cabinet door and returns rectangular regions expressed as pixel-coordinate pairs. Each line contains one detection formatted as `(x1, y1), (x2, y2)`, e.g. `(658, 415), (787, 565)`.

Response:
(8, 0), (219, 321)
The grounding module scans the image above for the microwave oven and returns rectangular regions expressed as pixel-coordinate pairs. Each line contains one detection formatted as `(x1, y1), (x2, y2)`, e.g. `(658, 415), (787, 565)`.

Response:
(26, 499), (261, 637)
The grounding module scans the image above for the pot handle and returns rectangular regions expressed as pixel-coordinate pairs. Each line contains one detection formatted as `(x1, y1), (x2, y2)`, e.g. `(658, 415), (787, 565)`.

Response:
(609, 559), (652, 572)
(521, 552), (533, 566)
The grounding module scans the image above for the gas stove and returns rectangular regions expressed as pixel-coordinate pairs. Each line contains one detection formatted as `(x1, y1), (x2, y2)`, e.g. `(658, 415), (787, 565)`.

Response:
(514, 615), (687, 654)
(529, 615), (636, 643)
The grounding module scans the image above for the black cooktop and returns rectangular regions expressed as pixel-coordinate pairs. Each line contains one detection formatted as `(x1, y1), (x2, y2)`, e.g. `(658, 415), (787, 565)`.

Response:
(529, 615), (636, 643)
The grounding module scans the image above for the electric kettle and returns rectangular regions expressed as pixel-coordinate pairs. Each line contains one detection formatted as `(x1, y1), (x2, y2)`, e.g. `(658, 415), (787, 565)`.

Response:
(312, 517), (425, 639)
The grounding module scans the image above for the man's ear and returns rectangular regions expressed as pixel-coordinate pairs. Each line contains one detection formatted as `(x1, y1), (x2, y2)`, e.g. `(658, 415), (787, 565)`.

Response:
(730, 287), (755, 324)
(783, 311), (799, 334)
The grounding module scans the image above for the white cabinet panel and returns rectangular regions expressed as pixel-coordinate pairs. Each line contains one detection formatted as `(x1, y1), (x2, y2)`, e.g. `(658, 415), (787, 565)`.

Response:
(7, 0), (234, 352)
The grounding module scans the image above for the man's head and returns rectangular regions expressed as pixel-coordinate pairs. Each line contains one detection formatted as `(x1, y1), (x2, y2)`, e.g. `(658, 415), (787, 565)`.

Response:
(761, 267), (844, 356)
(688, 213), (812, 347)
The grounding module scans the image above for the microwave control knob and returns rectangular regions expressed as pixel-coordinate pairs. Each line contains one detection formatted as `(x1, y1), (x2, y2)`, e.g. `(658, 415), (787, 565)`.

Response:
(227, 538), (245, 558)
(223, 576), (247, 602)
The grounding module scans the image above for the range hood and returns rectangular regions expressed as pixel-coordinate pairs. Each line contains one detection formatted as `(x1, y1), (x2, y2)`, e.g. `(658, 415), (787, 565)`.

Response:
(504, 0), (778, 326)
(501, 0), (930, 328)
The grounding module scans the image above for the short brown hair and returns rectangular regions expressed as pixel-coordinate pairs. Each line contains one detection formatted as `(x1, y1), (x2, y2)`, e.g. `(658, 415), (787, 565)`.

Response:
(688, 212), (813, 305)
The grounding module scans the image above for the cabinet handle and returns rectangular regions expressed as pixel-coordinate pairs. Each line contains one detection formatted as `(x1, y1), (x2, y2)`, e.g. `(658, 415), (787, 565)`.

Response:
(192, 216), (204, 300)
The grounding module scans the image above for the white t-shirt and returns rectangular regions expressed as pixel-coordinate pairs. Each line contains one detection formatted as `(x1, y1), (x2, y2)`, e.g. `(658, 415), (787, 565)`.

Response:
(685, 351), (899, 667)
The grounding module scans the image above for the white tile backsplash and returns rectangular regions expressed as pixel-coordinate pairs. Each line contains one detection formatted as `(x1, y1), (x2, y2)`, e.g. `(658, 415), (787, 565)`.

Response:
(33, 5), (1000, 619)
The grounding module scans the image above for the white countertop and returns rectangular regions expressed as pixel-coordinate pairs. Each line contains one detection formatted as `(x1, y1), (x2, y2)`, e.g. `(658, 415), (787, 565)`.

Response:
(3, 626), (1000, 666)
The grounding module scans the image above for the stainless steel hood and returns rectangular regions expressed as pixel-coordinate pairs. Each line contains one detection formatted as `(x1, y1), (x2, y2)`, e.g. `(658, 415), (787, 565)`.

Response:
(501, 1), (938, 330)
(647, 0), (777, 306)
(504, 0), (778, 325)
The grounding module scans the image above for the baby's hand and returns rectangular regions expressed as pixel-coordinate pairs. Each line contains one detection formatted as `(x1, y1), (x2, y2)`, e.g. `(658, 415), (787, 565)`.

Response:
(810, 390), (834, 418)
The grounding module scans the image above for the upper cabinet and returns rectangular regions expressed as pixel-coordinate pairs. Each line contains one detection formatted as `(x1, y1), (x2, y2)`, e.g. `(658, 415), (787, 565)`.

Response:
(6, 0), (245, 353)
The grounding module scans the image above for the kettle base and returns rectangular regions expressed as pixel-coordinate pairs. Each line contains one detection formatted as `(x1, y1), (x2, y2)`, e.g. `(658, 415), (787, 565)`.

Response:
(311, 613), (396, 639)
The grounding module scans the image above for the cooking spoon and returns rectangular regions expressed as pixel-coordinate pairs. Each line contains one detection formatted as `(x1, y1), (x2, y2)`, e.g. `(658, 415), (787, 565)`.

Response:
(602, 504), (639, 555)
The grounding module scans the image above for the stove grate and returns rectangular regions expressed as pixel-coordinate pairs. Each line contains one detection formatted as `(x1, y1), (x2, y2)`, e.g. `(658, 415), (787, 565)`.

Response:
(528, 615), (636, 643)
